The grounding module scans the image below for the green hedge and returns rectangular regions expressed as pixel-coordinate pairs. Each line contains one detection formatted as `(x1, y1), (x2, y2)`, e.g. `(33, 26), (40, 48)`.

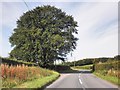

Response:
(42, 64), (70, 71)
(1, 57), (37, 66)
(95, 61), (119, 71)
(54, 65), (70, 71)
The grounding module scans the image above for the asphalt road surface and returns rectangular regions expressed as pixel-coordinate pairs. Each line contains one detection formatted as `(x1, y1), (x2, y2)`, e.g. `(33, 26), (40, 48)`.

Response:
(46, 70), (118, 89)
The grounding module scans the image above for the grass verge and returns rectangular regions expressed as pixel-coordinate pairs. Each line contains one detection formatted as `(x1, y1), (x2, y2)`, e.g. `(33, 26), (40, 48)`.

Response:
(94, 72), (120, 86)
(14, 71), (59, 88)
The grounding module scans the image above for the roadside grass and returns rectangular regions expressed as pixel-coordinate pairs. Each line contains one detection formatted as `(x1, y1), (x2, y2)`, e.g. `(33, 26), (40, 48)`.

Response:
(71, 64), (93, 70)
(71, 64), (120, 86)
(14, 71), (59, 88)
(1, 64), (60, 88)
(94, 72), (120, 86)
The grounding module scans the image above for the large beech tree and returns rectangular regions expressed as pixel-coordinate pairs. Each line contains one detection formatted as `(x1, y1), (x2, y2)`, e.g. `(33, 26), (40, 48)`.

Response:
(9, 5), (78, 66)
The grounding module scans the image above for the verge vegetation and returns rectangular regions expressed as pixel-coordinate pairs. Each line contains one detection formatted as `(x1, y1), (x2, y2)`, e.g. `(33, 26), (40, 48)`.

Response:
(1, 64), (59, 88)
(1, 57), (37, 66)
(64, 55), (120, 86)
(94, 60), (120, 86)
(14, 71), (59, 88)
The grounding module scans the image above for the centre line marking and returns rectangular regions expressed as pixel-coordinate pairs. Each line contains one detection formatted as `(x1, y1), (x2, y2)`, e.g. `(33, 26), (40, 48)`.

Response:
(79, 79), (82, 84)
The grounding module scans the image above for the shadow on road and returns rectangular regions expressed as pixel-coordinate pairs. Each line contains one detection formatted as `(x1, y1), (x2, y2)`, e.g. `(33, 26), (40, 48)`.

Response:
(79, 70), (92, 74)
(59, 69), (80, 74)
(58, 69), (92, 74)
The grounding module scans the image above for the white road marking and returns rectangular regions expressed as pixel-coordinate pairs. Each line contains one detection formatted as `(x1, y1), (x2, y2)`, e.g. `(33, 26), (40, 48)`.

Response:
(78, 76), (85, 90)
(79, 79), (83, 84)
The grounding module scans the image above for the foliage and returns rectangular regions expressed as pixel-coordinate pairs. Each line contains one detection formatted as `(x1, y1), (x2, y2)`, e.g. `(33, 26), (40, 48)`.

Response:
(1, 57), (37, 66)
(93, 55), (120, 86)
(114, 55), (120, 60)
(42, 64), (70, 71)
(1, 64), (53, 88)
(94, 72), (120, 86)
(15, 71), (59, 88)
(95, 61), (119, 71)
(64, 58), (93, 66)
(9, 5), (78, 66)
(94, 61), (120, 78)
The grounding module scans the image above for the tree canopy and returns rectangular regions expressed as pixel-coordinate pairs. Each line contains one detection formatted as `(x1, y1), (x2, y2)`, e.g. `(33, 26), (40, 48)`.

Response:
(9, 5), (78, 66)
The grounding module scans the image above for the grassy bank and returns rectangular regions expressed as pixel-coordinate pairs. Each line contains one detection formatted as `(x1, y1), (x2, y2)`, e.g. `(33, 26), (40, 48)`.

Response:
(1, 64), (59, 88)
(94, 72), (120, 86)
(94, 61), (120, 86)
(14, 71), (59, 88)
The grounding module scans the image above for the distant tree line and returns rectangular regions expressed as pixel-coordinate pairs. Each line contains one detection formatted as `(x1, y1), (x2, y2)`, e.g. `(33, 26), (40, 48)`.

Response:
(63, 55), (120, 66)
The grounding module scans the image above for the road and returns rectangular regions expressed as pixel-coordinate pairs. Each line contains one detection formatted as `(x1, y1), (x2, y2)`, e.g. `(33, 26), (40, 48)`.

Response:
(45, 70), (118, 90)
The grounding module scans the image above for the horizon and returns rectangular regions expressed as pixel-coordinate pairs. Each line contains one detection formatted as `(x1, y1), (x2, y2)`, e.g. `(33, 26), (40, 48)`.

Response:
(66, 55), (118, 62)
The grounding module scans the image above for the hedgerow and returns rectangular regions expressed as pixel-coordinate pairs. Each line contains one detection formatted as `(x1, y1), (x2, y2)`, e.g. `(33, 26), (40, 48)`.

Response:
(94, 61), (120, 78)
(1, 57), (37, 66)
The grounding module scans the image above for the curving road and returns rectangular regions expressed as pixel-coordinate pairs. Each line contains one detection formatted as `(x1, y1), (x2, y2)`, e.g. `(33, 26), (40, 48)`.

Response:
(45, 70), (118, 90)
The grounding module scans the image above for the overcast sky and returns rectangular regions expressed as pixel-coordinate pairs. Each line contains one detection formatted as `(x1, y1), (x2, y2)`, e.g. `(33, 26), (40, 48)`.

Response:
(0, 0), (119, 61)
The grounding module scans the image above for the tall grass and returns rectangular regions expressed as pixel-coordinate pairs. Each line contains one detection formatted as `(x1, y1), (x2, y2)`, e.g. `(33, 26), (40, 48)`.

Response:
(95, 61), (120, 78)
(1, 64), (53, 88)
(94, 61), (120, 86)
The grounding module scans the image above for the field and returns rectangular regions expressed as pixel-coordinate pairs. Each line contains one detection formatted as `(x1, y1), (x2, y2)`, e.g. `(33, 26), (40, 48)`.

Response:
(1, 64), (59, 88)
(71, 64), (93, 70)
